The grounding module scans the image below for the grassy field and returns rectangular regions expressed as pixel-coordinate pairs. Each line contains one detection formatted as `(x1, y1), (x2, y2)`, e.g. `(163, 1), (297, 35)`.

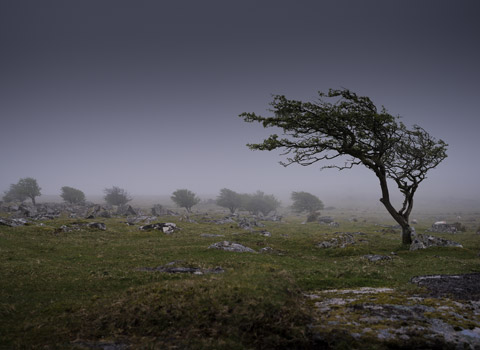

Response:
(0, 208), (479, 349)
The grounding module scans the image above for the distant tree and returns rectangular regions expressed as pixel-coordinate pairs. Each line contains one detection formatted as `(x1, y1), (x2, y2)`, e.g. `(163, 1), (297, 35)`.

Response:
(291, 191), (324, 214)
(240, 88), (448, 244)
(3, 184), (28, 203)
(103, 186), (132, 206)
(242, 191), (281, 216)
(171, 189), (200, 213)
(2, 177), (41, 205)
(60, 186), (86, 205)
(216, 188), (242, 214)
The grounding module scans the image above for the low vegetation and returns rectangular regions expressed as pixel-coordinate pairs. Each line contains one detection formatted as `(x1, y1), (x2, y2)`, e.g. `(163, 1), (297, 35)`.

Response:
(0, 206), (479, 349)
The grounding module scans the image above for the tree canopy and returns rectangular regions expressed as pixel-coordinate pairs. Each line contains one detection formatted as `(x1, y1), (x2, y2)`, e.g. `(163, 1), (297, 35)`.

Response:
(103, 186), (132, 206)
(242, 191), (281, 216)
(3, 177), (41, 205)
(240, 88), (447, 244)
(60, 186), (86, 205)
(291, 191), (324, 214)
(216, 188), (242, 214)
(171, 189), (200, 213)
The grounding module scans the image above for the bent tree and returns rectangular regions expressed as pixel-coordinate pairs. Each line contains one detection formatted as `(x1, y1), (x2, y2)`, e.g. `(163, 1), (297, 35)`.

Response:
(240, 88), (447, 244)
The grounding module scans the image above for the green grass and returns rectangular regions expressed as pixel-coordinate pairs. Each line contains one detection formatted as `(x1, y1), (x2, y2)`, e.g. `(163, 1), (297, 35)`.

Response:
(0, 212), (479, 349)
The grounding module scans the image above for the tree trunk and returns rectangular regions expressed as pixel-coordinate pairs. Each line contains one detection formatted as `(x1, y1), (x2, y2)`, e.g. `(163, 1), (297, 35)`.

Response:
(376, 171), (413, 245)
(401, 224), (413, 245)
(31, 196), (36, 206)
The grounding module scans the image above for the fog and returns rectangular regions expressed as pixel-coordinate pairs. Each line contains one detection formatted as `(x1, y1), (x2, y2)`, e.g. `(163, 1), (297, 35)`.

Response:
(1, 1), (479, 212)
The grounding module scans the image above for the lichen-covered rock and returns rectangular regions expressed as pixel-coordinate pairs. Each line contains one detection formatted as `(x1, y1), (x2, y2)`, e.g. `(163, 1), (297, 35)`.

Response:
(139, 222), (177, 234)
(317, 233), (363, 248)
(363, 254), (392, 262)
(410, 233), (463, 251)
(208, 241), (256, 253)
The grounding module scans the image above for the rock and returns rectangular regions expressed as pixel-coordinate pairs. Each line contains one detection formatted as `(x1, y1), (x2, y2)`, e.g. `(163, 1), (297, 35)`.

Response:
(0, 217), (28, 227)
(259, 230), (271, 237)
(151, 204), (178, 216)
(139, 222), (177, 234)
(410, 233), (463, 251)
(363, 254), (392, 262)
(427, 221), (461, 233)
(117, 205), (137, 216)
(213, 216), (237, 225)
(87, 222), (107, 230)
(318, 216), (334, 224)
(17, 204), (37, 217)
(317, 233), (356, 248)
(200, 233), (225, 238)
(137, 263), (224, 275)
(262, 214), (282, 222)
(208, 241), (256, 253)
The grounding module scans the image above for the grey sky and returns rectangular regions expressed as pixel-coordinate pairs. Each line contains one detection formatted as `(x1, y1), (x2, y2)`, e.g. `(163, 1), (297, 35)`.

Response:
(1, 0), (479, 205)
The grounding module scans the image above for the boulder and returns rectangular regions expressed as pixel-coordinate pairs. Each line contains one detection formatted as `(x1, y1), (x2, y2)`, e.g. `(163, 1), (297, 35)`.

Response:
(87, 222), (107, 230)
(208, 241), (256, 253)
(117, 205), (137, 216)
(139, 222), (177, 234)
(410, 233), (463, 251)
(137, 262), (224, 275)
(317, 233), (356, 248)
(0, 217), (28, 227)
(318, 216), (335, 224)
(428, 221), (461, 233)
(363, 254), (392, 262)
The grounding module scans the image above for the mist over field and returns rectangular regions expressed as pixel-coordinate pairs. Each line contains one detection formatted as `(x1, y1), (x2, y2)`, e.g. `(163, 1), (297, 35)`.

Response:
(1, 1), (479, 212)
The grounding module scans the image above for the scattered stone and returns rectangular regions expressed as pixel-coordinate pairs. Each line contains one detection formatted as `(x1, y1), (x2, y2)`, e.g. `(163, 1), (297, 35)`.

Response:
(139, 222), (177, 234)
(428, 221), (464, 233)
(410, 233), (463, 251)
(151, 204), (177, 216)
(328, 221), (340, 227)
(116, 205), (137, 216)
(262, 214), (282, 222)
(259, 247), (274, 253)
(208, 241), (256, 253)
(213, 216), (236, 225)
(137, 262), (224, 275)
(200, 233), (225, 238)
(55, 222), (106, 233)
(363, 254), (392, 262)
(308, 287), (480, 349)
(0, 217), (28, 227)
(238, 217), (265, 230)
(317, 233), (362, 248)
(259, 230), (271, 237)
(87, 222), (106, 231)
(318, 216), (335, 224)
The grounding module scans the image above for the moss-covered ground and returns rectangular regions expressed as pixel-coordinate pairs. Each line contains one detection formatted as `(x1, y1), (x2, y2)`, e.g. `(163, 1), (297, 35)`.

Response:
(0, 209), (479, 349)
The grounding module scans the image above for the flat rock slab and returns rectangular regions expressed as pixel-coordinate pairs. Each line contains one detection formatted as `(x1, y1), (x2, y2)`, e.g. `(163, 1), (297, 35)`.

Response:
(307, 287), (480, 349)
(411, 273), (480, 300)
(208, 241), (256, 253)
(137, 261), (224, 275)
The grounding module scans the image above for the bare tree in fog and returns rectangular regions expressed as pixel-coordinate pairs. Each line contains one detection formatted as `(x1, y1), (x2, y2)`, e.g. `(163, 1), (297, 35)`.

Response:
(3, 177), (41, 205)
(216, 188), (242, 214)
(291, 191), (324, 215)
(242, 191), (281, 216)
(60, 186), (86, 205)
(104, 186), (132, 206)
(240, 88), (447, 244)
(171, 189), (200, 213)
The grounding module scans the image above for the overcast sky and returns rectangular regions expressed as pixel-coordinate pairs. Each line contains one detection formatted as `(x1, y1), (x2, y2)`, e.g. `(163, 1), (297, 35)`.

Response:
(1, 0), (479, 206)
